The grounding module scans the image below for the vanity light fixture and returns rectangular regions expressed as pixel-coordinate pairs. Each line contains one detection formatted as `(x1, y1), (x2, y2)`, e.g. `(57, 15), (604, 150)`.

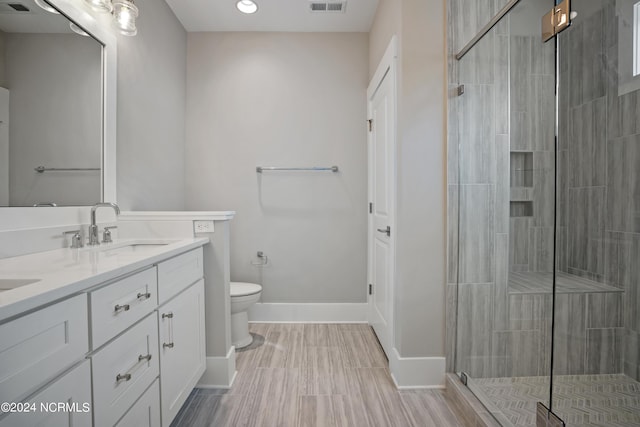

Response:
(83, 0), (113, 13)
(112, 0), (139, 36)
(34, 0), (59, 14)
(236, 0), (258, 14)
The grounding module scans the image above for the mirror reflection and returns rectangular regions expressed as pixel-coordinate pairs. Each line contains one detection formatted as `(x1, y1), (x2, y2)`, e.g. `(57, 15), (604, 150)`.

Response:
(0, 0), (102, 207)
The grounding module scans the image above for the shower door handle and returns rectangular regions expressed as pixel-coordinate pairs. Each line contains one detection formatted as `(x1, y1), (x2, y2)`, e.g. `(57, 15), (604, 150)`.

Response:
(377, 226), (391, 237)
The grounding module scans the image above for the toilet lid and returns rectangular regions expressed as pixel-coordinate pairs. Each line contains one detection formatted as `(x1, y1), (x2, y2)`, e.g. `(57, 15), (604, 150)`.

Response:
(230, 282), (262, 297)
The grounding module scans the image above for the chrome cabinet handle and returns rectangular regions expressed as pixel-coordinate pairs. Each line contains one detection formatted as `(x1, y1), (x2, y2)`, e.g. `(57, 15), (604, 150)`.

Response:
(162, 311), (174, 349)
(376, 226), (391, 236)
(116, 373), (131, 382)
(138, 354), (152, 362)
(137, 292), (151, 300)
(114, 303), (130, 313)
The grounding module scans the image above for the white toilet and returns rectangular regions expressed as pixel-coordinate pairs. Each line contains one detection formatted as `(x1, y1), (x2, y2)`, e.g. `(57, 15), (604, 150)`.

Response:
(230, 282), (262, 349)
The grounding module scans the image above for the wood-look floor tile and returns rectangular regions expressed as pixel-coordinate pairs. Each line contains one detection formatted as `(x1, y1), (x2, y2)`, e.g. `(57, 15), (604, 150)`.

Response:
(297, 395), (370, 427)
(173, 324), (465, 427)
(285, 328), (305, 368)
(257, 330), (289, 368)
(303, 324), (342, 346)
(242, 368), (300, 426)
(349, 368), (414, 427)
(170, 393), (247, 427)
(300, 347), (348, 395)
(340, 330), (387, 368)
(400, 390), (464, 427)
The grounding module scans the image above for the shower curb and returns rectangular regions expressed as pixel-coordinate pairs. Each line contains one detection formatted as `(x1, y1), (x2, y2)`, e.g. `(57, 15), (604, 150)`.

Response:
(445, 373), (509, 427)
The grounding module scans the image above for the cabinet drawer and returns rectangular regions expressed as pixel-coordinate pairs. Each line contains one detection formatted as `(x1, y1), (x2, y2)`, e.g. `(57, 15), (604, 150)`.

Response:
(92, 314), (159, 427)
(115, 379), (160, 427)
(157, 248), (203, 304)
(0, 360), (92, 427)
(0, 294), (88, 403)
(90, 267), (158, 349)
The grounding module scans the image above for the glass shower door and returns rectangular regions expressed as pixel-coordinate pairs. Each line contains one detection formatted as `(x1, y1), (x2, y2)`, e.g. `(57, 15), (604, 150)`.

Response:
(551, 0), (640, 425)
(453, 0), (557, 425)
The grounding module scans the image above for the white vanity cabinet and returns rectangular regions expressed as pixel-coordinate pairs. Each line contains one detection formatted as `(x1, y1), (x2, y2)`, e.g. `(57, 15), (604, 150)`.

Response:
(0, 360), (92, 427)
(0, 294), (88, 404)
(114, 380), (161, 427)
(0, 243), (207, 427)
(158, 279), (205, 425)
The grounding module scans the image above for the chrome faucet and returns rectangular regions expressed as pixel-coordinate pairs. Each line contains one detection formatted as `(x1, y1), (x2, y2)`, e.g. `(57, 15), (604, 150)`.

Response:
(88, 202), (120, 246)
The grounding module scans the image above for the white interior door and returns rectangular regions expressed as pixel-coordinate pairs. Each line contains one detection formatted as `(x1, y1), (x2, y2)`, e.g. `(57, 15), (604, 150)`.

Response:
(367, 38), (396, 359)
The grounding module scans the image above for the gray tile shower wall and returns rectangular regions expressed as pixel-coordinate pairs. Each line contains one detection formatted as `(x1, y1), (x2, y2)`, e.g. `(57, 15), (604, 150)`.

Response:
(558, 0), (640, 380)
(447, 0), (639, 381)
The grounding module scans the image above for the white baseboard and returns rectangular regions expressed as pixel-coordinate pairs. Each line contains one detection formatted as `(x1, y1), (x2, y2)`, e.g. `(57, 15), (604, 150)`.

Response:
(197, 346), (237, 389)
(248, 303), (367, 323)
(389, 348), (446, 389)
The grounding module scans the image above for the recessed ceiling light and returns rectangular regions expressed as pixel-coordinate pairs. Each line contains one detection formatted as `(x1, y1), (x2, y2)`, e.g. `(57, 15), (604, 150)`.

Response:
(236, 0), (258, 14)
(34, 0), (59, 14)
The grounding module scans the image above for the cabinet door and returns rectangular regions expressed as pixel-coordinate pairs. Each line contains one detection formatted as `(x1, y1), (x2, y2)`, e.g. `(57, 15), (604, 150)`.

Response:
(115, 379), (160, 427)
(158, 279), (205, 426)
(0, 360), (91, 427)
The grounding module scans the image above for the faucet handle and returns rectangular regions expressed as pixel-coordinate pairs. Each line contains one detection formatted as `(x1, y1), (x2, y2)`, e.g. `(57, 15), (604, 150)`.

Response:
(63, 230), (83, 249)
(103, 226), (118, 244)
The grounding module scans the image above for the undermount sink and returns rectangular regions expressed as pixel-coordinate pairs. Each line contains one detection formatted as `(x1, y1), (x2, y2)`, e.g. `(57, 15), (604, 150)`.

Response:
(101, 243), (170, 254)
(0, 278), (41, 292)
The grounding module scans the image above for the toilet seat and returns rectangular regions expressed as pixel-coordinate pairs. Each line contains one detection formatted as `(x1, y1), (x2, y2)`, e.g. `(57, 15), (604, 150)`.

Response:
(230, 282), (262, 297)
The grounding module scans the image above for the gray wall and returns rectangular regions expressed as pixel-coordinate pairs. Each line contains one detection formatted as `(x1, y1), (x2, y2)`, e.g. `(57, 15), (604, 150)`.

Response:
(115, 0), (187, 210)
(369, 0), (446, 358)
(5, 33), (101, 207)
(0, 30), (6, 88)
(184, 32), (369, 304)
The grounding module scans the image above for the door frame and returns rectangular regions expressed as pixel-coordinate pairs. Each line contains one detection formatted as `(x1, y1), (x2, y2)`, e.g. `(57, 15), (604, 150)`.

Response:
(367, 35), (398, 358)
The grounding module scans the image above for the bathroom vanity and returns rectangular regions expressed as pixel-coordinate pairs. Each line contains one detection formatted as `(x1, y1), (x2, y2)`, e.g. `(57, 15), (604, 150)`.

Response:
(0, 238), (208, 426)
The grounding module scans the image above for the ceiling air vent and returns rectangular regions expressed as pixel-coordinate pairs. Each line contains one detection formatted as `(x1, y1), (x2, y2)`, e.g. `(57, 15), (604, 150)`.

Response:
(0, 1), (31, 13)
(309, 1), (346, 13)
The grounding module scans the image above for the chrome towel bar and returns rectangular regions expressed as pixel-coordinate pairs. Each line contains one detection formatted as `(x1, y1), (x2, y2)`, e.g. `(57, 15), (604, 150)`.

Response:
(256, 166), (339, 173)
(35, 166), (100, 173)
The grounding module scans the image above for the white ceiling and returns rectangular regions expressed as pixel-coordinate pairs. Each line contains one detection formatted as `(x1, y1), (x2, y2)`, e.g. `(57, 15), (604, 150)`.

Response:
(165, 0), (380, 33)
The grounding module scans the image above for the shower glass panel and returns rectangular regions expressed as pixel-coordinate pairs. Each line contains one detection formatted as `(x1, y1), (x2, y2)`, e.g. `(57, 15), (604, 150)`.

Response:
(553, 0), (640, 425)
(454, 0), (640, 425)
(454, 0), (556, 424)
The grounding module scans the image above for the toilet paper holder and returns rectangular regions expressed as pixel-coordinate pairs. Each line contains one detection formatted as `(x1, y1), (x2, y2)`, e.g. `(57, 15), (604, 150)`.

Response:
(251, 251), (268, 266)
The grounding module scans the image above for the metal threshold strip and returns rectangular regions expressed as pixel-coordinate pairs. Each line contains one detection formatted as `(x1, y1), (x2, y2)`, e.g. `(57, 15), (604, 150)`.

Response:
(455, 0), (522, 60)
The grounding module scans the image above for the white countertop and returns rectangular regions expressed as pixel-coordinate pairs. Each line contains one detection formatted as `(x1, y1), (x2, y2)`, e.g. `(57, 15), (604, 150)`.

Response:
(0, 238), (209, 322)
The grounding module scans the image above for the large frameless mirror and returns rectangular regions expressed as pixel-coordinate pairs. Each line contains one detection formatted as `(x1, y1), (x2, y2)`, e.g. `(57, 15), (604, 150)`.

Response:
(0, 0), (112, 207)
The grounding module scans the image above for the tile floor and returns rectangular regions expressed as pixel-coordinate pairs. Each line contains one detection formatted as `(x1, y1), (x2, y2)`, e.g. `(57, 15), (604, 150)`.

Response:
(171, 323), (466, 427)
(472, 374), (640, 427)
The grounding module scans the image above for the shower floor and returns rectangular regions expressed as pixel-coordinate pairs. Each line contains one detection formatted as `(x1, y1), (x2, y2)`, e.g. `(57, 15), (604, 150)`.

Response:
(469, 374), (640, 427)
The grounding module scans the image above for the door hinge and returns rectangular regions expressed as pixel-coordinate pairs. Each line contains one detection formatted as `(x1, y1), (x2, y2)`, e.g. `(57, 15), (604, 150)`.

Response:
(541, 0), (572, 42)
(368, 284), (373, 295)
(457, 84), (465, 96)
(369, 202), (373, 213)
(367, 119), (373, 132)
